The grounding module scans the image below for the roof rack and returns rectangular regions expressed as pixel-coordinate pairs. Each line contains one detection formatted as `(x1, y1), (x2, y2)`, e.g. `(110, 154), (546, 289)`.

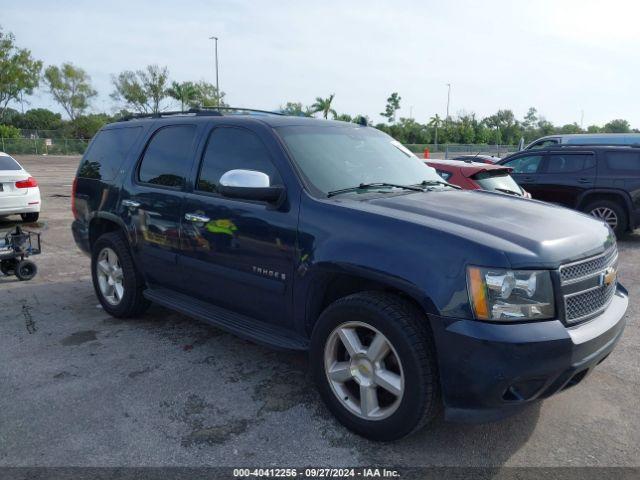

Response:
(117, 106), (284, 122)
(549, 143), (640, 148)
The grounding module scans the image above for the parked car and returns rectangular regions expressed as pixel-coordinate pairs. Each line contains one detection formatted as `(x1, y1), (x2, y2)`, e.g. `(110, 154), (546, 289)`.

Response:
(524, 133), (640, 150)
(450, 154), (500, 164)
(426, 159), (530, 197)
(0, 152), (40, 223)
(72, 111), (627, 441)
(499, 144), (640, 236)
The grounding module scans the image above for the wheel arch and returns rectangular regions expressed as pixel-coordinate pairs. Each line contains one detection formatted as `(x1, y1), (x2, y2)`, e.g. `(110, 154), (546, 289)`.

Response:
(303, 265), (437, 336)
(577, 189), (632, 229)
(88, 213), (128, 249)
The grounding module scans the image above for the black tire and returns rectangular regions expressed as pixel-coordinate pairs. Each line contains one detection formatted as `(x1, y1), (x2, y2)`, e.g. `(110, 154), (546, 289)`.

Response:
(310, 292), (440, 441)
(15, 259), (37, 281)
(21, 212), (39, 223)
(583, 199), (628, 237)
(1, 259), (17, 276)
(91, 231), (150, 318)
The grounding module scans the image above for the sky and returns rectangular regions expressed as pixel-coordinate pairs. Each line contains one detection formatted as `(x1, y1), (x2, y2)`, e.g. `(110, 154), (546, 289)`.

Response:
(3, 0), (640, 127)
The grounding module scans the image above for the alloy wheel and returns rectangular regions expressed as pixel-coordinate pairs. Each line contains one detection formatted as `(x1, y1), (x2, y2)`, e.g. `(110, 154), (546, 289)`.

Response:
(324, 321), (404, 420)
(590, 207), (618, 230)
(96, 247), (124, 305)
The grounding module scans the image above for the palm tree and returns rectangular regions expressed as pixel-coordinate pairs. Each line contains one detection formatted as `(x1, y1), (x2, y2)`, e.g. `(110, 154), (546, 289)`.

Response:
(428, 114), (442, 150)
(166, 81), (197, 112)
(311, 94), (337, 119)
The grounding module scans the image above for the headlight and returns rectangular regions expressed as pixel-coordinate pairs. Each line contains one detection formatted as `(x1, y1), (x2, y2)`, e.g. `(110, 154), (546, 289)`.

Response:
(467, 266), (555, 321)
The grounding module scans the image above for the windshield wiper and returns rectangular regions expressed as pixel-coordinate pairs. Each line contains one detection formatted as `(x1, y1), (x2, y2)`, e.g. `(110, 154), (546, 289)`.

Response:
(416, 180), (460, 189)
(327, 182), (424, 198)
(493, 187), (522, 196)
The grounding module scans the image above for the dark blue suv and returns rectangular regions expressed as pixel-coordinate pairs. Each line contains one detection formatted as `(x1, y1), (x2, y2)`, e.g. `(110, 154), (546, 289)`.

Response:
(72, 110), (628, 440)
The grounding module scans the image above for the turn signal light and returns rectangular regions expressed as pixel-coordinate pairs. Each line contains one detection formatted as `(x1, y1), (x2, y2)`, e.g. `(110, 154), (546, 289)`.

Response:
(15, 177), (38, 189)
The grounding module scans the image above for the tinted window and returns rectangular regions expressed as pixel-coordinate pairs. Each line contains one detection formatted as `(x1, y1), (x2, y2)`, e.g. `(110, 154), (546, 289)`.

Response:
(78, 127), (142, 180)
(435, 169), (452, 181)
(529, 139), (558, 149)
(139, 125), (196, 188)
(197, 127), (282, 193)
(605, 151), (640, 171)
(0, 155), (21, 170)
(504, 155), (543, 174)
(546, 154), (595, 173)
(473, 171), (523, 195)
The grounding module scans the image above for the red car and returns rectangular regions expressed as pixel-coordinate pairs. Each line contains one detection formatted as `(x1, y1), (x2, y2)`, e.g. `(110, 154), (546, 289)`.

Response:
(426, 159), (531, 198)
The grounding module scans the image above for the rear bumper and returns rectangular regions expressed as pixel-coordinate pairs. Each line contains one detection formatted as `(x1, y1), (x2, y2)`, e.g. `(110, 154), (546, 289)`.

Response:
(0, 188), (41, 215)
(430, 283), (628, 423)
(71, 220), (91, 255)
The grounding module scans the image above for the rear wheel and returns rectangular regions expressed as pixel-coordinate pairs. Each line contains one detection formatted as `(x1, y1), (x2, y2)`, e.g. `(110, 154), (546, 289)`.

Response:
(584, 200), (627, 237)
(15, 259), (37, 281)
(91, 231), (150, 318)
(311, 292), (440, 441)
(21, 212), (39, 223)
(1, 259), (17, 276)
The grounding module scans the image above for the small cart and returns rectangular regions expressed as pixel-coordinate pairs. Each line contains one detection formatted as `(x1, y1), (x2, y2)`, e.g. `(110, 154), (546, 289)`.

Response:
(0, 226), (41, 281)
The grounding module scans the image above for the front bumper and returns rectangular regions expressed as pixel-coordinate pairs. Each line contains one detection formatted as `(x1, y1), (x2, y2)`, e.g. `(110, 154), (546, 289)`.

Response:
(430, 283), (628, 423)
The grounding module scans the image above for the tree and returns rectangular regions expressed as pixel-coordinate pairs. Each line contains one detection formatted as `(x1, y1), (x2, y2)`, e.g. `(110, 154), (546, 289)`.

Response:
(13, 108), (63, 131)
(64, 113), (111, 139)
(189, 80), (227, 108)
(0, 28), (42, 119)
(603, 119), (631, 133)
(111, 64), (169, 114)
(280, 102), (313, 116)
(334, 113), (352, 122)
(166, 81), (197, 112)
(43, 63), (97, 120)
(381, 92), (401, 123)
(428, 114), (442, 147)
(311, 94), (336, 119)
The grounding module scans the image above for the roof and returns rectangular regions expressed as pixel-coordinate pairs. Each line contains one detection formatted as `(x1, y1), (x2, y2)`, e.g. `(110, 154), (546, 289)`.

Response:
(426, 158), (512, 176)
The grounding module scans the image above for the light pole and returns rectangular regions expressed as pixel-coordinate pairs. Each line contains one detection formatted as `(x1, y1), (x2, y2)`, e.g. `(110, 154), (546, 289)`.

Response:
(446, 83), (451, 120)
(209, 35), (220, 106)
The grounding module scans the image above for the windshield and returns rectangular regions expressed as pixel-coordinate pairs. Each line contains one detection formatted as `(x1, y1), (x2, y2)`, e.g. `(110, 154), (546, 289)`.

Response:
(0, 155), (22, 171)
(277, 125), (444, 195)
(473, 171), (523, 195)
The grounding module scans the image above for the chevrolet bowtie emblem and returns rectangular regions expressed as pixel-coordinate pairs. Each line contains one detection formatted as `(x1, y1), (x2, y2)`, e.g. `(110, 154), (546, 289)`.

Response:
(600, 266), (617, 287)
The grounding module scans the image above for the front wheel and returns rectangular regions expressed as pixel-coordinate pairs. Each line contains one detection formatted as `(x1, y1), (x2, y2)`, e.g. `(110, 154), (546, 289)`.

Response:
(584, 200), (627, 237)
(15, 259), (37, 281)
(91, 231), (150, 318)
(311, 292), (440, 441)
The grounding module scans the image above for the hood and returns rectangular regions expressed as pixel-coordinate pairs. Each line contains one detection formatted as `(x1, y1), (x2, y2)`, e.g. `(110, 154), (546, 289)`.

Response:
(346, 189), (614, 268)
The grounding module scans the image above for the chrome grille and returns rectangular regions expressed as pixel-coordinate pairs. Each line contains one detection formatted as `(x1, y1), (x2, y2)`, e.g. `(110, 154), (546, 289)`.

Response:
(560, 245), (618, 324)
(564, 282), (616, 323)
(560, 247), (617, 284)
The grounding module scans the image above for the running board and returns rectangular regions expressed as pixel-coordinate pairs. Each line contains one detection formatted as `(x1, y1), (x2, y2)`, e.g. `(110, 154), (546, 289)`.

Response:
(143, 288), (309, 351)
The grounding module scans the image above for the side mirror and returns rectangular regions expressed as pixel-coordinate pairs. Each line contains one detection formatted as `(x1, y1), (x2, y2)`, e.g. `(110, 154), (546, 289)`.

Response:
(218, 169), (285, 203)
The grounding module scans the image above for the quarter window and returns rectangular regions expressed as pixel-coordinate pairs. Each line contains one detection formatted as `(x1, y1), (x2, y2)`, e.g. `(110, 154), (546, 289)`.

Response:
(138, 125), (196, 188)
(79, 127), (142, 180)
(605, 151), (640, 171)
(504, 155), (543, 174)
(546, 154), (595, 173)
(197, 127), (282, 193)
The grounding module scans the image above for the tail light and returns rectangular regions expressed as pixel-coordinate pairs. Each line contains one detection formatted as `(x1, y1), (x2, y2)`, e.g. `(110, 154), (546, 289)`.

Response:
(71, 177), (78, 219)
(15, 177), (38, 188)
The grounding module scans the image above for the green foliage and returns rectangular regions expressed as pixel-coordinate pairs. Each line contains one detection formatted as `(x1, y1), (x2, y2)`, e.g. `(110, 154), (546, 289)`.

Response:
(603, 119), (630, 133)
(111, 64), (169, 114)
(0, 123), (20, 138)
(311, 94), (336, 119)
(43, 63), (96, 120)
(189, 80), (227, 108)
(280, 102), (313, 116)
(0, 27), (42, 119)
(381, 92), (401, 123)
(64, 113), (111, 139)
(12, 108), (63, 131)
(166, 81), (197, 112)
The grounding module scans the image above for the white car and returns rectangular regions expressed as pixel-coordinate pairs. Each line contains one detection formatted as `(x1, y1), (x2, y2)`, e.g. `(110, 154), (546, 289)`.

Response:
(0, 152), (41, 222)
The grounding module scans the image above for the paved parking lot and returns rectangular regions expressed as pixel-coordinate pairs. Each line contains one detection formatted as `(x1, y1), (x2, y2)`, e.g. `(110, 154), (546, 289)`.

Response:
(0, 155), (639, 468)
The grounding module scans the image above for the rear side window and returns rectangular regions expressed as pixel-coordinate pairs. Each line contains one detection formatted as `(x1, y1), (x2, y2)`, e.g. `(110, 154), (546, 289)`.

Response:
(503, 155), (543, 174)
(546, 154), (595, 173)
(529, 139), (558, 149)
(196, 127), (282, 193)
(138, 125), (196, 188)
(0, 155), (21, 170)
(435, 169), (452, 181)
(605, 151), (640, 172)
(78, 127), (142, 180)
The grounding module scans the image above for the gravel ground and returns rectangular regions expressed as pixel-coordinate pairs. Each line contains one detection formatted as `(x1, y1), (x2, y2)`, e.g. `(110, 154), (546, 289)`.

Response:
(0, 155), (638, 468)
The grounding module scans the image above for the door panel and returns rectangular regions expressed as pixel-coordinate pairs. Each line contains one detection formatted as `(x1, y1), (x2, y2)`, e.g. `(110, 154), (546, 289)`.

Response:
(178, 126), (297, 327)
(534, 153), (596, 208)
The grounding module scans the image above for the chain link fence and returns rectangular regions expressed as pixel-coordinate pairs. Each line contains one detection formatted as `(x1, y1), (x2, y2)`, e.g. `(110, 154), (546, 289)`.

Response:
(1, 137), (89, 155)
(405, 144), (518, 158)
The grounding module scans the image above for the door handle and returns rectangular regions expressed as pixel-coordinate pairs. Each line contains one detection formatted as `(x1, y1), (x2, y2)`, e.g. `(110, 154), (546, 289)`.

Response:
(185, 213), (211, 223)
(122, 199), (141, 208)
